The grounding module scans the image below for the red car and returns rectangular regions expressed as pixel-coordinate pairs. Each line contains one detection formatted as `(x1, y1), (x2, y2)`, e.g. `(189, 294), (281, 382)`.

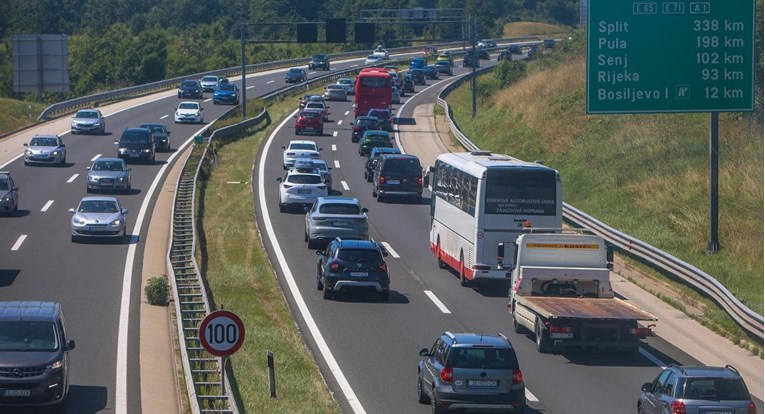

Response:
(295, 109), (324, 136)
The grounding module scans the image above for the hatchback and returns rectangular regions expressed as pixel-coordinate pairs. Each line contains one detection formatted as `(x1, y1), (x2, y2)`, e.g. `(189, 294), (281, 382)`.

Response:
(174, 101), (204, 124)
(285, 68), (307, 83)
(358, 130), (393, 157)
(409, 68), (426, 85)
(69, 196), (129, 242)
(177, 79), (203, 99)
(638, 365), (757, 414)
(199, 75), (220, 92)
(305, 197), (369, 249)
(434, 61), (453, 75)
(282, 140), (321, 169)
(323, 84), (347, 101)
(366, 108), (393, 131)
(138, 123), (172, 152)
(294, 110), (324, 136)
(365, 147), (401, 182)
(352, 116), (381, 143)
(23, 135), (66, 166)
(417, 332), (526, 413)
(86, 158), (131, 194)
(213, 82), (240, 105)
(316, 238), (390, 301)
(0, 302), (75, 408)
(424, 65), (440, 80)
(337, 78), (355, 95)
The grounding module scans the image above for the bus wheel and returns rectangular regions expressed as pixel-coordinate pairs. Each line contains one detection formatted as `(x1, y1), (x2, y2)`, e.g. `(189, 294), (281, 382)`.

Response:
(437, 241), (448, 269)
(459, 253), (471, 287)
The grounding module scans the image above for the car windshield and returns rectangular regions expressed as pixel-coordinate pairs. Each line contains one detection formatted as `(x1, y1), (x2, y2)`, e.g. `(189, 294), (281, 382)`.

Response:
(76, 111), (98, 119)
(290, 143), (317, 151)
(182, 81), (197, 87)
(140, 125), (164, 133)
(288, 69), (302, 74)
(0, 179), (9, 191)
(217, 84), (235, 90)
(93, 161), (123, 171)
(201, 76), (217, 82)
(79, 200), (120, 213)
(337, 248), (381, 262)
(319, 203), (361, 215)
(120, 131), (150, 143)
(313, 55), (326, 60)
(384, 158), (421, 174)
(683, 378), (749, 400)
(451, 348), (518, 370)
(0, 321), (59, 352)
(30, 137), (58, 146)
(179, 103), (199, 110)
(286, 174), (322, 184)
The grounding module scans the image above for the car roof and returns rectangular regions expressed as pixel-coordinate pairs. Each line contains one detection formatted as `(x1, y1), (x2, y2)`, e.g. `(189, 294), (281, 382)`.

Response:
(80, 196), (119, 202)
(445, 332), (512, 348)
(0, 301), (61, 322)
(363, 130), (389, 136)
(671, 365), (743, 379)
(333, 238), (379, 249)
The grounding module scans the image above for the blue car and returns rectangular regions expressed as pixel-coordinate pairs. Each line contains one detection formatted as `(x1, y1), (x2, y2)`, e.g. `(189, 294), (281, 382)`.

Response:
(213, 83), (240, 105)
(409, 57), (426, 70)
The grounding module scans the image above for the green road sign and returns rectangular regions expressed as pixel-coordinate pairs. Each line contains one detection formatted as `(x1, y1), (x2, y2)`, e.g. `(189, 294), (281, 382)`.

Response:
(586, 0), (754, 113)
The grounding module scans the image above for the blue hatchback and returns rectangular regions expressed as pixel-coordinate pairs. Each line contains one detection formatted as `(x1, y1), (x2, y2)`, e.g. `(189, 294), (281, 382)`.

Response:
(213, 83), (239, 105)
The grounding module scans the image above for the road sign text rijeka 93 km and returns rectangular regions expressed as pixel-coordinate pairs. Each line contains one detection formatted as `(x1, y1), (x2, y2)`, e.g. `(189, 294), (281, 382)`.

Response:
(586, 0), (754, 114)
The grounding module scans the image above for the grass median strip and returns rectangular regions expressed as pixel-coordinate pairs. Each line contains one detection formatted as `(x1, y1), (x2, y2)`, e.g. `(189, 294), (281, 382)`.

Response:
(197, 94), (341, 413)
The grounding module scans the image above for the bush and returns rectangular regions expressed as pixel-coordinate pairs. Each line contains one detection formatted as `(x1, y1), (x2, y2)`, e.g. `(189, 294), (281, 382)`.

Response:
(494, 60), (527, 89)
(145, 275), (170, 306)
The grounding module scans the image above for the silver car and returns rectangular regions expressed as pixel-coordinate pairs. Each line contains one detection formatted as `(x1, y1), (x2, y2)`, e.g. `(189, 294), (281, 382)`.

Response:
(23, 135), (66, 166)
(86, 158), (132, 194)
(282, 140), (321, 169)
(323, 84), (347, 101)
(337, 78), (355, 95)
(70, 109), (106, 134)
(199, 75), (219, 92)
(391, 86), (401, 104)
(69, 196), (129, 243)
(304, 197), (369, 249)
(0, 171), (18, 216)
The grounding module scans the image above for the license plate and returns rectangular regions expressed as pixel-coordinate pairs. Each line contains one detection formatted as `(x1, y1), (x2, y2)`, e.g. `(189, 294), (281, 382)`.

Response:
(468, 380), (497, 388)
(349, 272), (368, 277)
(703, 411), (733, 414)
(88, 226), (105, 232)
(333, 221), (348, 227)
(3, 389), (31, 397)
(297, 189), (312, 194)
(550, 333), (574, 339)
(387, 179), (400, 185)
(129, 153), (139, 157)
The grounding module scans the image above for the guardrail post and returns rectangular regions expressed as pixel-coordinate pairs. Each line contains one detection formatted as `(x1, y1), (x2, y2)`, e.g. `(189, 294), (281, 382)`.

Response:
(267, 351), (276, 398)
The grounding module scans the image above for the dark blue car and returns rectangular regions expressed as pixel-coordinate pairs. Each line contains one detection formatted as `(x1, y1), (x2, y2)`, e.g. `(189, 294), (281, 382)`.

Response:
(213, 83), (240, 105)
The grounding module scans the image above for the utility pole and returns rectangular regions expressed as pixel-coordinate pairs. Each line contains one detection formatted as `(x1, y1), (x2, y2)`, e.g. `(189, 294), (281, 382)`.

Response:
(240, 23), (247, 121)
(471, 15), (477, 118)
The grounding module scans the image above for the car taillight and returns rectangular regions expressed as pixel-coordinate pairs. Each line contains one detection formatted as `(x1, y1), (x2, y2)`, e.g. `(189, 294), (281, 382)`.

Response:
(378, 262), (387, 272)
(512, 370), (523, 384)
(330, 262), (340, 272)
(549, 326), (573, 333)
(378, 176), (386, 184)
(630, 327), (652, 338)
(748, 401), (758, 414)
(417, 176), (423, 186)
(670, 401), (686, 414)
(440, 367), (453, 383)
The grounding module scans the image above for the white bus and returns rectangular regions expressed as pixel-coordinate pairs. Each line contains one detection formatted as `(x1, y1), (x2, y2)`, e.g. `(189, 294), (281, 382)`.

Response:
(428, 151), (562, 286)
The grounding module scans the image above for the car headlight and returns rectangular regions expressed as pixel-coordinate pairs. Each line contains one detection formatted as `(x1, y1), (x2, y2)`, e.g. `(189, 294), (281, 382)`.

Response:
(88, 176), (98, 182)
(52, 151), (60, 156)
(117, 176), (125, 182)
(25, 150), (32, 156)
(93, 121), (101, 126)
(142, 148), (152, 153)
(71, 121), (76, 127)
(46, 359), (64, 371)
(110, 219), (122, 226)
(72, 217), (86, 225)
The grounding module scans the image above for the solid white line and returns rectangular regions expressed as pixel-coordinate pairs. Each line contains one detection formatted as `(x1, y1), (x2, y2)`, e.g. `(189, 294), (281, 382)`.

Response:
(337, 120), (343, 125)
(639, 347), (668, 369)
(91, 154), (102, 162)
(258, 109), (367, 414)
(41, 200), (54, 212)
(333, 131), (338, 137)
(267, 80), (275, 84)
(344, 111), (350, 116)
(11, 235), (27, 251)
(115, 126), (206, 414)
(341, 180), (349, 191)
(332, 144), (337, 151)
(334, 160), (341, 168)
(423, 290), (451, 314)
(67, 174), (79, 183)
(160, 114), (169, 119)
(380, 242), (399, 258)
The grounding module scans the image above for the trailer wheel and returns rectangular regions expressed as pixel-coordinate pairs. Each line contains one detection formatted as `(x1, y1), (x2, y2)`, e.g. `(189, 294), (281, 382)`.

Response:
(512, 303), (529, 334)
(535, 318), (553, 353)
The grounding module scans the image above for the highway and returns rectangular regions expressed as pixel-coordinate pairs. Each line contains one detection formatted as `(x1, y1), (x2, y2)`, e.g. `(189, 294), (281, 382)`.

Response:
(0, 48), (761, 413)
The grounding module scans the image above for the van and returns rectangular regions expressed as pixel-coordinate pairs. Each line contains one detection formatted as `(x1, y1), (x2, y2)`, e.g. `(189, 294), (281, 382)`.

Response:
(0, 301), (75, 407)
(372, 154), (424, 203)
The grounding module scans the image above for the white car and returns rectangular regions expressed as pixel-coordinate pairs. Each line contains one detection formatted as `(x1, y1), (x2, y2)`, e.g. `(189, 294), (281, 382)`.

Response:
(277, 169), (328, 212)
(337, 78), (355, 95)
(282, 140), (321, 169)
(174, 101), (204, 124)
(304, 101), (330, 121)
(373, 48), (390, 60)
(364, 55), (383, 65)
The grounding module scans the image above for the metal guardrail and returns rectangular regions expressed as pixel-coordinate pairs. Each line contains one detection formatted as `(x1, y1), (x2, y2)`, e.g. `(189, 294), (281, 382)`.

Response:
(436, 65), (765, 340)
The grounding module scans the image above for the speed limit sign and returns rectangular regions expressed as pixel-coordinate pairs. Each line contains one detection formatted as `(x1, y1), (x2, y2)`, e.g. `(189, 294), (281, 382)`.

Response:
(199, 310), (246, 357)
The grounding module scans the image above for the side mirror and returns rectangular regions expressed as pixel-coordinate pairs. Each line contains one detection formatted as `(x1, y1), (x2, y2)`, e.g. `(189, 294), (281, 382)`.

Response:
(315, 250), (322, 256)
(65, 340), (76, 351)
(167, 131), (171, 135)
(418, 348), (430, 357)
(361, 208), (369, 213)
(126, 168), (132, 171)
(23, 143), (28, 147)
(68, 208), (75, 214)
(122, 208), (129, 215)
(304, 206), (311, 212)
(319, 148), (324, 151)
(86, 167), (91, 170)
(281, 146), (286, 150)
(276, 177), (283, 182)
(641, 383), (653, 393)
(293, 115), (298, 119)
(423, 175), (430, 187)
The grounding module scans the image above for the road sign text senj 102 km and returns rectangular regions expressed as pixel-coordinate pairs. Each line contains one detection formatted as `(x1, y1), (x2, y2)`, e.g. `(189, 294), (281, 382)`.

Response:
(586, 0), (754, 113)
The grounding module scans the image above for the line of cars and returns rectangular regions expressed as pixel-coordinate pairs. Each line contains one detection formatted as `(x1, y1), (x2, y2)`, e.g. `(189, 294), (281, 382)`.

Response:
(177, 76), (240, 105)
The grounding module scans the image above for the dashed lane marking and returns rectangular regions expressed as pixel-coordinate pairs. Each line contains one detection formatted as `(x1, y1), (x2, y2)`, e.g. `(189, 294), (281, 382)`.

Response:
(334, 160), (340, 168)
(380, 242), (399, 258)
(67, 174), (79, 183)
(11, 235), (27, 251)
(424, 290), (451, 314)
(41, 200), (54, 212)
(341, 180), (349, 190)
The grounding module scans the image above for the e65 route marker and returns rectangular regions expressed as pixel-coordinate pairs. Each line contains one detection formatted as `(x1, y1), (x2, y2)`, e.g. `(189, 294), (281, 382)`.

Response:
(199, 310), (246, 357)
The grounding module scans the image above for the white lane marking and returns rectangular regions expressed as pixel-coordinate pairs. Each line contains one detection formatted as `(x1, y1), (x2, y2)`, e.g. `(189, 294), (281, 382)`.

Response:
(332, 144), (337, 151)
(526, 389), (539, 402)
(267, 80), (275, 84)
(160, 114), (169, 119)
(639, 347), (668, 369)
(204, 98), (212, 103)
(258, 109), (367, 414)
(334, 160), (341, 168)
(424, 290), (451, 314)
(333, 131), (338, 137)
(11, 235), (27, 251)
(91, 154), (102, 162)
(41, 200), (54, 212)
(226, 181), (247, 184)
(337, 120), (343, 126)
(341, 180), (349, 191)
(247, 85), (255, 89)
(116, 125), (207, 414)
(67, 174), (79, 183)
(380, 242), (399, 258)
(344, 111), (350, 116)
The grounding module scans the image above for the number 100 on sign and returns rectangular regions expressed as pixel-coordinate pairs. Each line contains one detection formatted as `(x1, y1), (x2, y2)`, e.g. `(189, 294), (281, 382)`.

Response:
(199, 310), (246, 357)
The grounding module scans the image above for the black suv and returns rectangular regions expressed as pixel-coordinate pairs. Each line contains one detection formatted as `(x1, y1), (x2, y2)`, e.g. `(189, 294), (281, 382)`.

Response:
(352, 116), (381, 143)
(316, 238), (390, 301)
(638, 364), (757, 414)
(463, 51), (481, 67)
(116, 127), (156, 164)
(177, 79), (203, 99)
(372, 154), (424, 203)
(308, 54), (330, 70)
(417, 332), (526, 413)
(0, 302), (75, 408)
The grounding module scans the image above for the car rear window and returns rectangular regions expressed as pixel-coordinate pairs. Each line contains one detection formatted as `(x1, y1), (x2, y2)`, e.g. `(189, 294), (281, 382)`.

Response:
(301, 112), (320, 119)
(337, 248), (381, 262)
(79, 200), (120, 213)
(451, 347), (518, 370)
(383, 158), (421, 174)
(290, 143), (317, 151)
(319, 203), (361, 215)
(682, 378), (749, 400)
(287, 174), (322, 184)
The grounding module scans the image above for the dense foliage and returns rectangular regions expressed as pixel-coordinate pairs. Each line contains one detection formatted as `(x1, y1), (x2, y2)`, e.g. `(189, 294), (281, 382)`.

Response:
(0, 0), (581, 101)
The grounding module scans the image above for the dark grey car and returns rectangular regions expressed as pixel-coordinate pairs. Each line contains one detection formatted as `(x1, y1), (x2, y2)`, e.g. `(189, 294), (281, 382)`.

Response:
(304, 197), (369, 249)
(372, 154), (424, 203)
(418, 332), (526, 413)
(0, 171), (19, 215)
(638, 365), (757, 414)
(0, 301), (75, 408)
(116, 127), (155, 164)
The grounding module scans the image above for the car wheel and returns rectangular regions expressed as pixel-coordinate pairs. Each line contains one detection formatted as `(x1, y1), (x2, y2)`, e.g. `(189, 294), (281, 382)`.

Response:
(316, 275), (324, 290)
(431, 390), (445, 414)
(122, 230), (129, 243)
(307, 238), (316, 249)
(86, 188), (92, 194)
(535, 318), (553, 353)
(417, 375), (430, 404)
(372, 187), (377, 198)
(24, 161), (29, 166)
(379, 290), (389, 302)
(437, 241), (448, 269)
(279, 203), (286, 213)
(512, 303), (529, 334)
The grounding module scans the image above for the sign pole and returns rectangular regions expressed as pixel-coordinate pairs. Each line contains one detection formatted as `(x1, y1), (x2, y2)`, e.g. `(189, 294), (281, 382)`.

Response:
(707, 112), (720, 253)
(220, 356), (227, 396)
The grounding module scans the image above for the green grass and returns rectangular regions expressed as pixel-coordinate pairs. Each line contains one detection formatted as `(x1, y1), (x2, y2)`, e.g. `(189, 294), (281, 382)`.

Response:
(0, 98), (47, 134)
(447, 54), (764, 342)
(196, 91), (340, 413)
